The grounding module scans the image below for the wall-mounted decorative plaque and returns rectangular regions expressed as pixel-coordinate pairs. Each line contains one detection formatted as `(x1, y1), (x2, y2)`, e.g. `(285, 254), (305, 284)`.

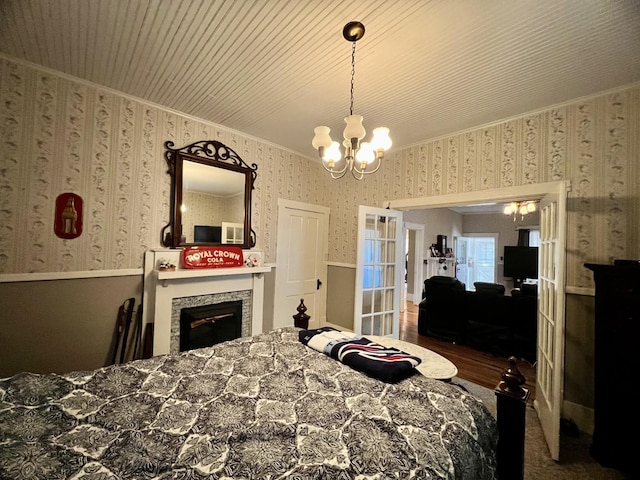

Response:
(54, 193), (83, 239)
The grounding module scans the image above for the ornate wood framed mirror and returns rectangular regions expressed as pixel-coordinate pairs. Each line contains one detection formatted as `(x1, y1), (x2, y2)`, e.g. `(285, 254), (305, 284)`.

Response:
(161, 140), (257, 249)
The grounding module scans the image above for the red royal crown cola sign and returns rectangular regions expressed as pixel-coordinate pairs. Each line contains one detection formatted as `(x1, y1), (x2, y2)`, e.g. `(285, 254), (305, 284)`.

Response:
(181, 246), (244, 269)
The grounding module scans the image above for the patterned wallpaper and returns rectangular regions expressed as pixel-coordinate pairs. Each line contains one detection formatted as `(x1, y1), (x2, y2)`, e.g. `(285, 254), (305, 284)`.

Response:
(327, 85), (640, 288)
(182, 191), (221, 244)
(182, 191), (244, 244)
(0, 57), (326, 273)
(227, 193), (246, 226)
(1, 56), (638, 289)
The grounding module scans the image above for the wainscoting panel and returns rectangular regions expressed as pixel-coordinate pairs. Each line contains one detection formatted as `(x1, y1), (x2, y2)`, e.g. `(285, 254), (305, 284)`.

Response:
(0, 275), (142, 377)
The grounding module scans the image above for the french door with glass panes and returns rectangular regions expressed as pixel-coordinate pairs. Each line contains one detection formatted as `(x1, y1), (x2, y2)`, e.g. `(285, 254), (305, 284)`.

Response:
(354, 205), (403, 338)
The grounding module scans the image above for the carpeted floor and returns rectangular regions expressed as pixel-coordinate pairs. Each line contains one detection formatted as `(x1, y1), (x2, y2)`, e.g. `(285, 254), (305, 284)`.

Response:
(451, 377), (632, 480)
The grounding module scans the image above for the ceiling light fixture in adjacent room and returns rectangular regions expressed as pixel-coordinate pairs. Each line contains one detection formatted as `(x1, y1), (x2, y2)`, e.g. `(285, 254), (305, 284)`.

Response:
(312, 21), (391, 180)
(504, 201), (537, 220)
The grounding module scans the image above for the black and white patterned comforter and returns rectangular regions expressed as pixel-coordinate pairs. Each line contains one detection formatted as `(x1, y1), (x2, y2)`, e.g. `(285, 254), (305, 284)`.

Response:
(0, 328), (497, 479)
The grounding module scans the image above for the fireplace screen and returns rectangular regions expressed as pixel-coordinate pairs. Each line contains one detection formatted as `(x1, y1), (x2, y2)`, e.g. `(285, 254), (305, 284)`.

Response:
(179, 300), (242, 352)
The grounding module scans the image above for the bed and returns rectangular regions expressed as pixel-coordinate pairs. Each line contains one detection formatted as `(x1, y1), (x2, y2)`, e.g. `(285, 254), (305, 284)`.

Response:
(0, 326), (503, 479)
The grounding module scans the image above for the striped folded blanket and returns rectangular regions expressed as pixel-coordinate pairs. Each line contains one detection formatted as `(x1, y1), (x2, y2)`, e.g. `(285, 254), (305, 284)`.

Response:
(298, 327), (422, 383)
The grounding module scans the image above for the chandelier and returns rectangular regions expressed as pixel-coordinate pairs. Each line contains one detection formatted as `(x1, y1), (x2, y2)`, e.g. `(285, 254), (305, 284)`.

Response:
(312, 21), (392, 180)
(503, 201), (537, 220)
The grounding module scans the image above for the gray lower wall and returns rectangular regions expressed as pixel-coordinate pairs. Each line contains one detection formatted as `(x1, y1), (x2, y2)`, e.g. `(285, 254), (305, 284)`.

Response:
(0, 269), (278, 379)
(0, 276), (143, 378)
(326, 265), (356, 330)
(564, 293), (595, 409)
(0, 267), (596, 414)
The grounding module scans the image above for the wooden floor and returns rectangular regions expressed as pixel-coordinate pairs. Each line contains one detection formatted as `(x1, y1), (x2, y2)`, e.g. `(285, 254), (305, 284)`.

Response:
(399, 301), (536, 402)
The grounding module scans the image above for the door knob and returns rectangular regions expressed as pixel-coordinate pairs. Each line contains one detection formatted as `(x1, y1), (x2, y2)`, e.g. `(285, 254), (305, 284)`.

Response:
(317, 279), (322, 290)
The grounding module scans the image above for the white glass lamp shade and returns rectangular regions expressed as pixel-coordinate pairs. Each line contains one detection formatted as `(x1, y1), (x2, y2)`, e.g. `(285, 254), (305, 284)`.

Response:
(504, 202), (518, 215)
(323, 141), (342, 168)
(371, 127), (392, 152)
(527, 202), (537, 213)
(343, 115), (366, 142)
(312, 126), (333, 150)
(356, 142), (375, 165)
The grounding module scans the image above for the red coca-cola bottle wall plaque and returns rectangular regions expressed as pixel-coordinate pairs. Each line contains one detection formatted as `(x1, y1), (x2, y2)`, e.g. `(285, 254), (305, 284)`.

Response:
(54, 193), (83, 239)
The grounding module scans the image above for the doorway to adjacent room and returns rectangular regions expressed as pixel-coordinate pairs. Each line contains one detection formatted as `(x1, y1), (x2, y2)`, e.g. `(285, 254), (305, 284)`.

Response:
(455, 234), (498, 289)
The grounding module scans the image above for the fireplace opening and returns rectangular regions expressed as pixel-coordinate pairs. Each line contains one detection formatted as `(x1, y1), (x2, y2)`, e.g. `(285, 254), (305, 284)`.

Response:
(179, 300), (242, 352)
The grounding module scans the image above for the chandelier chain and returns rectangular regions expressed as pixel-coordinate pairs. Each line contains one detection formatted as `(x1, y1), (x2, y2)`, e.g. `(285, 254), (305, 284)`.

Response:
(311, 21), (391, 180)
(349, 41), (356, 115)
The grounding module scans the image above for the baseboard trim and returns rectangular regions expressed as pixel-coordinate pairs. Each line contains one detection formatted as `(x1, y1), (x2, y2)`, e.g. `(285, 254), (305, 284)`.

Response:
(562, 399), (594, 435)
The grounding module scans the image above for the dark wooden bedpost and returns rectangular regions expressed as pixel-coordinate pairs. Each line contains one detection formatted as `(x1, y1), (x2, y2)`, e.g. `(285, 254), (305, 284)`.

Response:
(495, 356), (529, 480)
(293, 298), (310, 329)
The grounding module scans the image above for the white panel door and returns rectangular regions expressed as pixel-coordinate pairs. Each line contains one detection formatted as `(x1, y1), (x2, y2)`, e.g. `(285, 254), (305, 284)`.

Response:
(534, 185), (567, 461)
(354, 205), (403, 338)
(273, 200), (329, 329)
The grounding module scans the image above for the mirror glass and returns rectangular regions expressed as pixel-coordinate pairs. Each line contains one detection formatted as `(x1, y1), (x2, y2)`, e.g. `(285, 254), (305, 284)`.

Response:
(162, 140), (257, 249)
(181, 160), (246, 244)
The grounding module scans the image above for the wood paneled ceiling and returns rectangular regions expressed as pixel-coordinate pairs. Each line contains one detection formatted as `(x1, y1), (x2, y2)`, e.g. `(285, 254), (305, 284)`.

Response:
(1, 0), (639, 159)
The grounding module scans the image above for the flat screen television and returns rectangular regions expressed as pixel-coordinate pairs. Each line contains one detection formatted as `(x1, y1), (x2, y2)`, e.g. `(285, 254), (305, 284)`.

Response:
(193, 225), (221, 243)
(503, 246), (538, 279)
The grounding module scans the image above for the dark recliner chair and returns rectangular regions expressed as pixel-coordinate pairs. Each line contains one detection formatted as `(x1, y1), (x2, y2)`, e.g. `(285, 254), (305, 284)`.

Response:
(473, 281), (506, 296)
(418, 276), (467, 342)
(418, 277), (537, 362)
(465, 282), (514, 356)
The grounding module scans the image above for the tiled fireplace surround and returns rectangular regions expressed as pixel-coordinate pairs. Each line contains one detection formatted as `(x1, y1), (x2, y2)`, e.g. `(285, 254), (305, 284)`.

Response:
(142, 249), (271, 356)
(171, 291), (251, 354)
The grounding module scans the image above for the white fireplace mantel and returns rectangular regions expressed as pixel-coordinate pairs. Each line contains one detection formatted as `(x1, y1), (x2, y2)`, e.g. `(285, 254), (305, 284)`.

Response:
(156, 265), (270, 284)
(142, 249), (271, 356)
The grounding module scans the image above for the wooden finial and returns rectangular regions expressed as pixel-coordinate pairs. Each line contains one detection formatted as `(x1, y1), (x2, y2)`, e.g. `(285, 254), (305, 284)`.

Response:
(496, 356), (529, 400)
(293, 298), (310, 329)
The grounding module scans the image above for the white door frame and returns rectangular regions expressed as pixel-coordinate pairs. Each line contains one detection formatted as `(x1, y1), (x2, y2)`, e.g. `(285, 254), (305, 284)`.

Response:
(273, 199), (329, 329)
(404, 222), (425, 303)
(387, 180), (570, 459)
(456, 233), (499, 287)
(389, 182), (566, 211)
